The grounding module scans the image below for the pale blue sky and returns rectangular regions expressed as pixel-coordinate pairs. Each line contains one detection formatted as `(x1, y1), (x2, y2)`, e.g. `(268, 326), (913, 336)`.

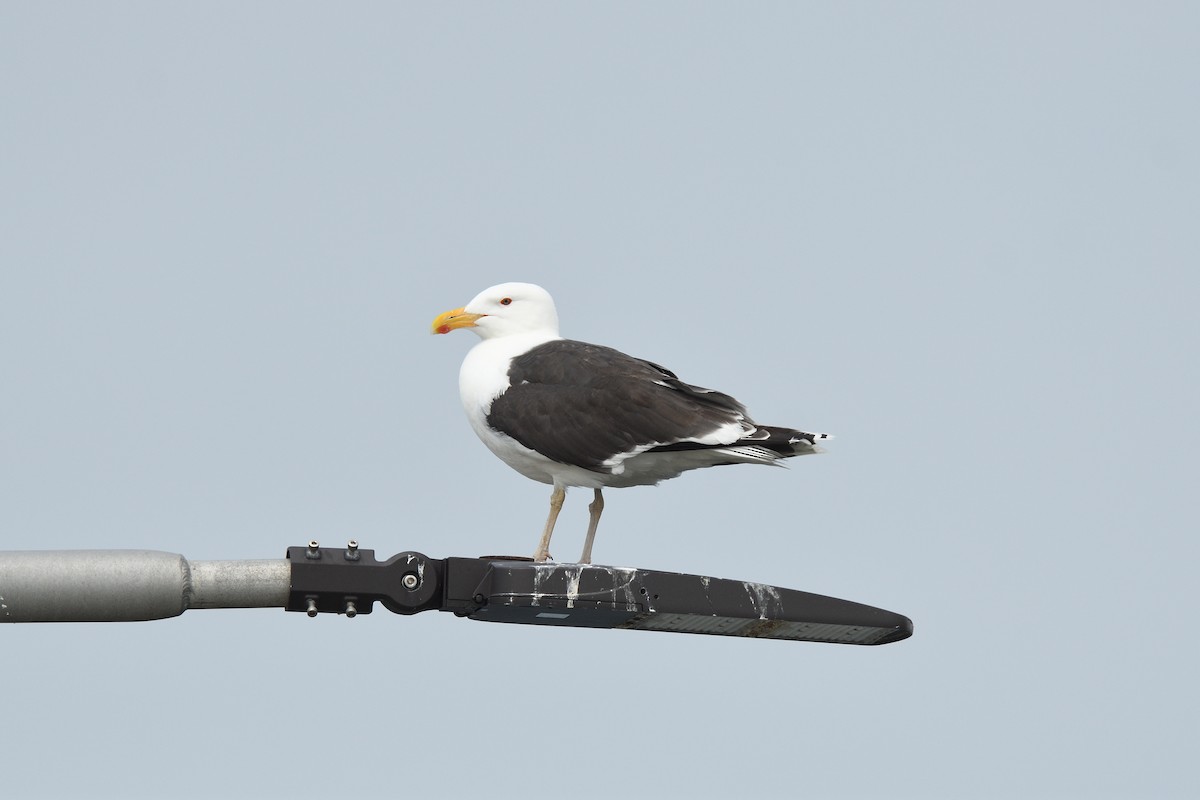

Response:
(2, 3), (1197, 798)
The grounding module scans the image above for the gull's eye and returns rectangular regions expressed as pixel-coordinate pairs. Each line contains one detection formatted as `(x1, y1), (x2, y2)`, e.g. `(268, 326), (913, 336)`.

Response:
(500, 297), (513, 305)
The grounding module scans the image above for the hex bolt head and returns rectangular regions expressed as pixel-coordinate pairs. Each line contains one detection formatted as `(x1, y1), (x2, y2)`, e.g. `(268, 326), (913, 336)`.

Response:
(345, 600), (357, 618)
(306, 598), (319, 618)
(346, 540), (358, 551)
(401, 572), (419, 590)
(305, 541), (321, 560)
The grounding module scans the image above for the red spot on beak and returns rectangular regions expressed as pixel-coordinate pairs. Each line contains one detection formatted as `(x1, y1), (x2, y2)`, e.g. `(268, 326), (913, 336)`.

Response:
(436, 324), (451, 334)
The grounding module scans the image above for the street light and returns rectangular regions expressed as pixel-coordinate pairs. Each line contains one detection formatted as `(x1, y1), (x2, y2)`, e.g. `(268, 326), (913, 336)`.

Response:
(0, 544), (912, 646)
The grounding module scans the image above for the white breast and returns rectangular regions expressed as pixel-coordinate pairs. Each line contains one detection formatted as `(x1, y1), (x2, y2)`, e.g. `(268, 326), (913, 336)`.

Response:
(458, 332), (568, 485)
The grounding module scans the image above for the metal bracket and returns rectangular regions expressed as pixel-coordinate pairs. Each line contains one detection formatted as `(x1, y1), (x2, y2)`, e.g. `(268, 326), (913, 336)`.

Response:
(285, 542), (443, 617)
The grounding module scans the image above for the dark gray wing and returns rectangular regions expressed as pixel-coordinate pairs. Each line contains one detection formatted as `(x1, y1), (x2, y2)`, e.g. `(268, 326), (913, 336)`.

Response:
(486, 339), (751, 472)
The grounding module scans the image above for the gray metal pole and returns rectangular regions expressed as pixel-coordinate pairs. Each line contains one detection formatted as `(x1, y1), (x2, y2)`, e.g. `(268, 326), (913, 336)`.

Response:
(0, 550), (290, 623)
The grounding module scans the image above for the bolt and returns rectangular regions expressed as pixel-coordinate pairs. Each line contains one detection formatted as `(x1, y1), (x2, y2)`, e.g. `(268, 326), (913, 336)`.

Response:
(306, 598), (319, 618)
(306, 541), (321, 560)
(345, 600), (357, 618)
(347, 540), (358, 551)
(402, 573), (419, 590)
(343, 540), (360, 561)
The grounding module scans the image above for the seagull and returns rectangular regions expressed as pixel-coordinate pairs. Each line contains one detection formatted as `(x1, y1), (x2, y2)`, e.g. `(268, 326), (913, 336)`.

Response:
(431, 282), (829, 564)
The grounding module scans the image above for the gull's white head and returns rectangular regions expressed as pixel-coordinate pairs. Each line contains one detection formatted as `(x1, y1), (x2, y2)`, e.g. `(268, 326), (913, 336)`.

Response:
(431, 282), (560, 341)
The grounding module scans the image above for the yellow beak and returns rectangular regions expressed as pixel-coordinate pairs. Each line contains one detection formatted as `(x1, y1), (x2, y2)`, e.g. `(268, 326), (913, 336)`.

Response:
(431, 307), (484, 334)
